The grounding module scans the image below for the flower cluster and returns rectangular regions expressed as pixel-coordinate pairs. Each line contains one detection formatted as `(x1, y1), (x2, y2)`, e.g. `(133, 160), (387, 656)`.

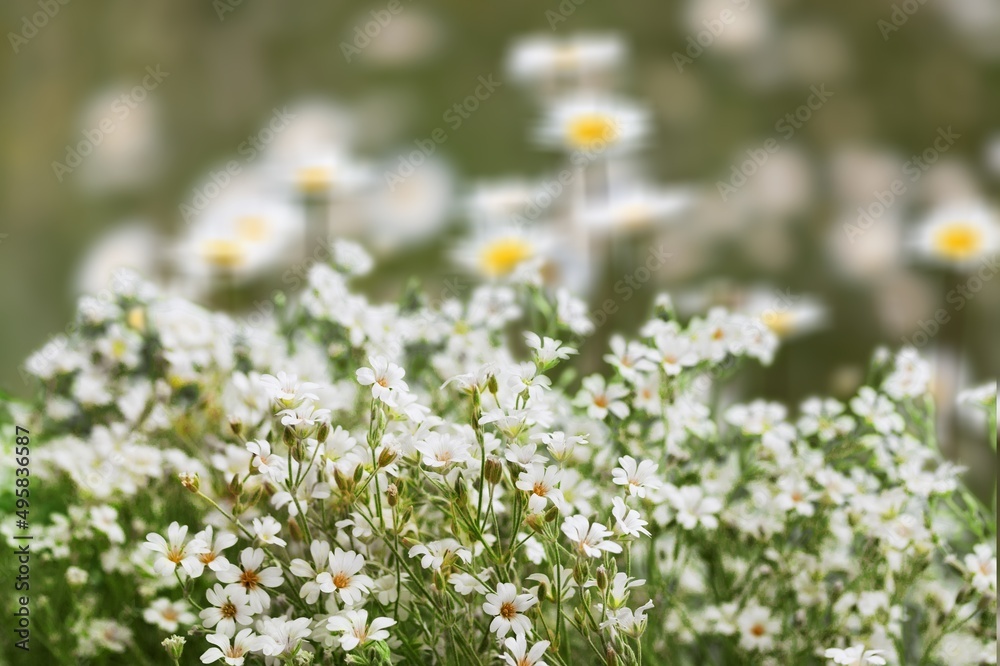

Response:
(2, 241), (996, 666)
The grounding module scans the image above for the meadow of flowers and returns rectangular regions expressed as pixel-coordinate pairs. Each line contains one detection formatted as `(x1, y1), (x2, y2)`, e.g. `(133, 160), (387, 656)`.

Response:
(1, 237), (995, 665)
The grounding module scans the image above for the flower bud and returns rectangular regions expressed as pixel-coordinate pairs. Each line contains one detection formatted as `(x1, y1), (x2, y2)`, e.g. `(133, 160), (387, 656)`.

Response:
(316, 422), (330, 443)
(353, 464), (364, 483)
(487, 374), (499, 395)
(525, 513), (545, 533)
(535, 579), (549, 602)
(484, 456), (503, 486)
(283, 427), (296, 448)
(178, 472), (200, 493)
(229, 418), (243, 438)
(454, 477), (468, 504)
(604, 644), (617, 666)
(333, 468), (350, 492)
(573, 561), (589, 586)
(377, 446), (398, 469)
(596, 565), (608, 591)
(544, 504), (560, 523)
(387, 483), (398, 507)
(161, 636), (185, 662)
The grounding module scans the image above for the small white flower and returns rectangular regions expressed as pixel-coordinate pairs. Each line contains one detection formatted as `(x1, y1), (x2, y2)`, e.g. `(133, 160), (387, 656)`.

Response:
(612, 497), (650, 538)
(326, 609), (396, 651)
(666, 485), (722, 530)
(245, 440), (287, 483)
(824, 644), (887, 665)
(216, 547), (284, 613)
(142, 598), (195, 633)
(963, 544), (997, 594)
(317, 548), (374, 606)
(575, 374), (629, 420)
(200, 584), (255, 637)
(524, 332), (576, 365)
(416, 432), (473, 468)
(144, 521), (208, 577)
(200, 628), (265, 665)
(501, 634), (550, 666)
(561, 515), (623, 558)
(408, 539), (473, 571)
(356, 355), (408, 404)
(612, 456), (660, 498)
(516, 464), (566, 514)
(483, 583), (537, 637)
(251, 516), (287, 548)
(736, 604), (779, 651)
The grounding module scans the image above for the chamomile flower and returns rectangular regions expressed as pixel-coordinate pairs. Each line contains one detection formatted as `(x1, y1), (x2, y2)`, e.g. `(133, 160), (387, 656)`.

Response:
(538, 95), (649, 155)
(483, 583), (537, 638)
(910, 203), (1000, 268)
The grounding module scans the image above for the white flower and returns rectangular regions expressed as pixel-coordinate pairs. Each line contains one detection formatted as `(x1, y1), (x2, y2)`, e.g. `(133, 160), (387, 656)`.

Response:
(824, 644), (887, 665)
(259, 372), (318, 408)
(773, 476), (818, 517)
(537, 95), (649, 155)
(192, 526), (238, 575)
(501, 634), (550, 666)
(666, 485), (722, 530)
(408, 539), (473, 571)
(612, 497), (650, 538)
(798, 398), (854, 442)
(612, 456), (660, 498)
(200, 628), (264, 665)
(216, 547), (284, 613)
(317, 548), (374, 606)
(963, 544), (997, 594)
(561, 515), (622, 558)
(255, 616), (312, 658)
(555, 288), (594, 335)
(416, 432), (473, 468)
(575, 375), (629, 420)
(200, 584), (255, 637)
(251, 516), (287, 548)
(326, 609), (396, 651)
(516, 464), (566, 514)
(483, 583), (537, 637)
(449, 569), (491, 596)
(850, 387), (904, 434)
(144, 521), (208, 577)
(142, 598), (195, 633)
(245, 440), (287, 483)
(604, 335), (656, 381)
(910, 202), (1000, 268)
(356, 355), (408, 404)
(736, 604), (779, 651)
(289, 540), (332, 604)
(524, 332), (576, 365)
(90, 505), (125, 544)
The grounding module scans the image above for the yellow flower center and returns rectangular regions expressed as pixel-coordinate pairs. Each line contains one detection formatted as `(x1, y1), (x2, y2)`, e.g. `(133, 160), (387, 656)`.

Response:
(333, 572), (351, 590)
(500, 601), (517, 619)
(567, 113), (619, 151)
(200, 239), (245, 269)
(479, 237), (534, 278)
(126, 307), (146, 331)
(533, 482), (548, 497)
(761, 311), (794, 337)
(237, 216), (269, 242)
(297, 165), (332, 193)
(220, 601), (238, 619)
(932, 222), (983, 261)
(239, 569), (260, 591)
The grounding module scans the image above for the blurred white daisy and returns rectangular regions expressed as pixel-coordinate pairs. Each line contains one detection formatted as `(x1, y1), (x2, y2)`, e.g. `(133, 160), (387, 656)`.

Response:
(910, 203), (1000, 269)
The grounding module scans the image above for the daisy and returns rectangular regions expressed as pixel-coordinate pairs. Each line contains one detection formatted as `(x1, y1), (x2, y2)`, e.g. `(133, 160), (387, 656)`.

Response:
(143, 521), (208, 577)
(251, 516), (287, 548)
(501, 634), (551, 666)
(317, 548), (374, 606)
(561, 515), (623, 558)
(200, 629), (265, 666)
(910, 202), (1000, 268)
(575, 375), (629, 420)
(537, 95), (649, 155)
(736, 604), (780, 651)
(245, 440), (287, 483)
(824, 645), (887, 665)
(326, 609), (396, 651)
(516, 464), (566, 514)
(200, 584), (255, 637)
(142, 598), (195, 633)
(483, 583), (537, 637)
(612, 456), (660, 498)
(356, 356), (408, 404)
(216, 548), (285, 613)
(612, 497), (650, 538)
